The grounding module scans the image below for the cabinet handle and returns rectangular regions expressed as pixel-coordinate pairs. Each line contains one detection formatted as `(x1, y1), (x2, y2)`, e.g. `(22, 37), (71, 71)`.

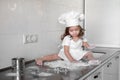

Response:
(93, 72), (101, 79)
(107, 62), (112, 67)
(94, 75), (98, 79)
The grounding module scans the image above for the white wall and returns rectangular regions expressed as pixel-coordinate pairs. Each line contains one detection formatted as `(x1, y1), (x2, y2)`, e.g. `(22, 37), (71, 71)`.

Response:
(85, 0), (120, 47)
(0, 0), (83, 69)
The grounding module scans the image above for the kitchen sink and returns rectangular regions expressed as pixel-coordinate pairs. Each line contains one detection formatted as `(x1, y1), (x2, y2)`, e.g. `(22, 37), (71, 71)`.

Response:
(92, 52), (106, 59)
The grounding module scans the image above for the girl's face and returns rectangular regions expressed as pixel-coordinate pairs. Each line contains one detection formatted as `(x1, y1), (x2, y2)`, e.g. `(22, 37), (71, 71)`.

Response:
(69, 26), (80, 37)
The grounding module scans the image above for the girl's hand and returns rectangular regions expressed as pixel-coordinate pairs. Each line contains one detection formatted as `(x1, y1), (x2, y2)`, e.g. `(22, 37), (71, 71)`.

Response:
(83, 42), (89, 48)
(35, 58), (43, 66)
(83, 42), (96, 49)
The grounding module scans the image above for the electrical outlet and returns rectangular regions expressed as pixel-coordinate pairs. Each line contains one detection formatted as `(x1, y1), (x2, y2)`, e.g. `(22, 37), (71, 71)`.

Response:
(23, 34), (38, 44)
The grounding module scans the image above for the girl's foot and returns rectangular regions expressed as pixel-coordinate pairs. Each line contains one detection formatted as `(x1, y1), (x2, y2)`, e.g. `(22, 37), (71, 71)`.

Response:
(88, 60), (101, 65)
(35, 58), (43, 66)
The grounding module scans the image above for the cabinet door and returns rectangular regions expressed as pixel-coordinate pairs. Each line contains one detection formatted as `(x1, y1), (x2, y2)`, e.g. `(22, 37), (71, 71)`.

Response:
(102, 56), (119, 74)
(103, 74), (118, 80)
(90, 71), (102, 80)
(84, 68), (102, 80)
(119, 54), (120, 80)
(102, 55), (119, 80)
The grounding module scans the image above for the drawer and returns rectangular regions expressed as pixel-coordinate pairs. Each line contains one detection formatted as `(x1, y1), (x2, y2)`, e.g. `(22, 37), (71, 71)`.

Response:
(84, 68), (102, 80)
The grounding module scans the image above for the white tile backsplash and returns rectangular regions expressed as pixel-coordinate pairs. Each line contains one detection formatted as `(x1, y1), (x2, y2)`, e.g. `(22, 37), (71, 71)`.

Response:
(85, 0), (120, 47)
(0, 0), (83, 69)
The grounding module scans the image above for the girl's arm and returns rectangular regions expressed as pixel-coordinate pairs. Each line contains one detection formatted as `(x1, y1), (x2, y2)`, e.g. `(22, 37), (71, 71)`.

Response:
(64, 45), (77, 62)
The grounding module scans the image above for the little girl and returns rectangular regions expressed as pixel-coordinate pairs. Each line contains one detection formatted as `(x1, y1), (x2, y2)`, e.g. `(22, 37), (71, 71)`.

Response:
(35, 11), (96, 65)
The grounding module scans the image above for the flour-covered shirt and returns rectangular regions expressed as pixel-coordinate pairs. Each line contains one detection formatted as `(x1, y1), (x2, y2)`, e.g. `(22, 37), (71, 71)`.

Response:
(58, 35), (88, 61)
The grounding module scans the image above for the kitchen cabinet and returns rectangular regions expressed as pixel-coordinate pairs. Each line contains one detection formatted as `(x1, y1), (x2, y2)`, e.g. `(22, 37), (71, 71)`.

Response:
(102, 55), (119, 80)
(84, 52), (120, 80)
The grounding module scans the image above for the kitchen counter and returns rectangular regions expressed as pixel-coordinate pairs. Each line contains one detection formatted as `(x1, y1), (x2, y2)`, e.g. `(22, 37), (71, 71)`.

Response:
(0, 47), (120, 80)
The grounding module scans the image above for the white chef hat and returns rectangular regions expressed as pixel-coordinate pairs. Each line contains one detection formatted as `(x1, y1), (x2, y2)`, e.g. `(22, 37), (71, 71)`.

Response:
(58, 11), (84, 27)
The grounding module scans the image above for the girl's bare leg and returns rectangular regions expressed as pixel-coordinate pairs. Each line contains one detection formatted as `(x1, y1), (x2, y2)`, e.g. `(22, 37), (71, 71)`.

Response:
(35, 54), (61, 65)
(83, 52), (95, 60)
(83, 52), (101, 64)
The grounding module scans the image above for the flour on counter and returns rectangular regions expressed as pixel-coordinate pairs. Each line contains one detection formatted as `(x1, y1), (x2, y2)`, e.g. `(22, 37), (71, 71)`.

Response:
(88, 60), (101, 65)
(38, 72), (53, 76)
(44, 60), (90, 70)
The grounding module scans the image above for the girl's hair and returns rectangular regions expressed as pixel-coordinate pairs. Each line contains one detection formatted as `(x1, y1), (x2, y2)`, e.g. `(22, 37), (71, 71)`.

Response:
(61, 25), (85, 40)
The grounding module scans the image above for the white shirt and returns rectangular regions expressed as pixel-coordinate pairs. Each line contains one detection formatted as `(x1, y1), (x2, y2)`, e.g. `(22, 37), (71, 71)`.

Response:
(58, 35), (88, 61)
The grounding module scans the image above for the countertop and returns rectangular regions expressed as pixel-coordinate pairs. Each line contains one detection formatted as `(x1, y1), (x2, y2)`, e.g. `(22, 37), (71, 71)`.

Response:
(0, 47), (120, 80)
